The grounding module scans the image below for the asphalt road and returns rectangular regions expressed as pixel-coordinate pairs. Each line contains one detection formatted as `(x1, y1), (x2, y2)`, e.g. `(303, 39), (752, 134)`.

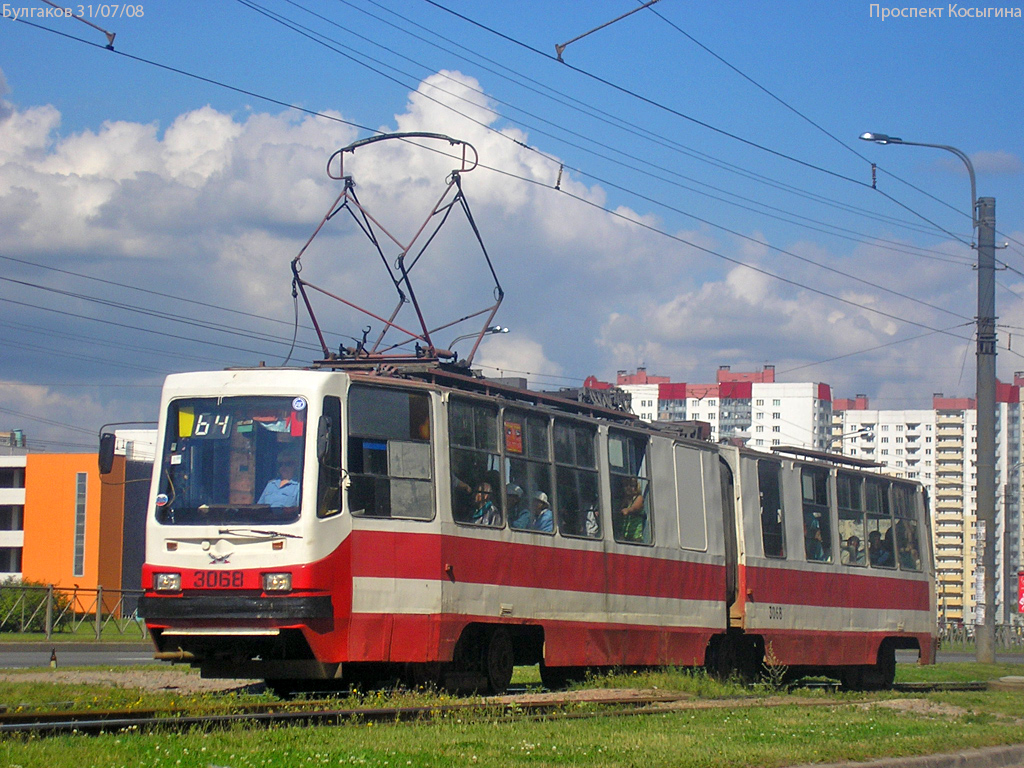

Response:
(0, 642), (155, 669)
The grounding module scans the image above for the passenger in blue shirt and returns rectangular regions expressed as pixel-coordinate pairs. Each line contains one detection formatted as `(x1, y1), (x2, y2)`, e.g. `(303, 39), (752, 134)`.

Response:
(528, 491), (554, 532)
(258, 452), (301, 509)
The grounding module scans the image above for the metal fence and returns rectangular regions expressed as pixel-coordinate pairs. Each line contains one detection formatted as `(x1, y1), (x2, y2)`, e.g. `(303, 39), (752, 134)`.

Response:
(0, 583), (147, 640)
(939, 621), (1024, 650)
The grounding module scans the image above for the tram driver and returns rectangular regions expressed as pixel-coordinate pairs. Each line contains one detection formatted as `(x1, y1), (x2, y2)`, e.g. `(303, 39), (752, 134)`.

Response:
(258, 450), (301, 510)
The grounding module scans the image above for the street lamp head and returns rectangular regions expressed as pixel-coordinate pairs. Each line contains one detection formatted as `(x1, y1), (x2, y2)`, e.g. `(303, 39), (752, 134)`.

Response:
(859, 132), (902, 145)
(487, 326), (510, 335)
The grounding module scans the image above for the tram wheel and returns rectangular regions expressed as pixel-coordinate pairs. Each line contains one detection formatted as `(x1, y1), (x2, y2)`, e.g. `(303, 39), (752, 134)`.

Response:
(484, 627), (514, 694)
(864, 642), (897, 690)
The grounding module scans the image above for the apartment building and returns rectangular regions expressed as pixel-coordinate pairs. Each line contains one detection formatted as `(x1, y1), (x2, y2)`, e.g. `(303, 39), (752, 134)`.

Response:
(832, 385), (1023, 625)
(613, 365), (833, 451)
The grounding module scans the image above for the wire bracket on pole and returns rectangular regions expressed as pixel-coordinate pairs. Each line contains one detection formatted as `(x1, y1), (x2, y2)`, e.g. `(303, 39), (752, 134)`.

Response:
(38, 0), (116, 48)
(555, 0), (662, 61)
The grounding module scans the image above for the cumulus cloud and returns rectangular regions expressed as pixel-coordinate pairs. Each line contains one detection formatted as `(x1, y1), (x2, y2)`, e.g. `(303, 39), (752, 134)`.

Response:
(969, 150), (1023, 175)
(0, 66), (999, 447)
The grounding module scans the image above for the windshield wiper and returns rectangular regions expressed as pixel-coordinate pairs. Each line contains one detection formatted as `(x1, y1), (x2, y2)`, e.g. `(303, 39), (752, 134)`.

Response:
(218, 528), (303, 539)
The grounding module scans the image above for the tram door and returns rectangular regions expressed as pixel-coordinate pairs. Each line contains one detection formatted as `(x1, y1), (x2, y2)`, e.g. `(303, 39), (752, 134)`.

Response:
(718, 458), (738, 611)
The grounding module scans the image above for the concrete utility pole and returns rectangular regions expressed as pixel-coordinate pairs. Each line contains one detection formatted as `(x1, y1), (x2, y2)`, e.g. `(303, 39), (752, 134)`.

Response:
(860, 133), (998, 663)
(976, 196), (997, 663)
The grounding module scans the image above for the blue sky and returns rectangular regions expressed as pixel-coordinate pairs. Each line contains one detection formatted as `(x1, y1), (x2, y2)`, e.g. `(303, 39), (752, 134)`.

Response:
(1, 1), (1022, 448)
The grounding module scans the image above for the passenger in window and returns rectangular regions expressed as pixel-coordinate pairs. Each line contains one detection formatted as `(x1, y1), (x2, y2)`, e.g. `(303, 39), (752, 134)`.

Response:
(506, 484), (528, 529)
(618, 476), (646, 541)
(805, 523), (825, 562)
(258, 451), (301, 510)
(895, 520), (920, 570)
(468, 482), (501, 526)
(868, 530), (894, 567)
(526, 491), (554, 532)
(583, 493), (600, 538)
(842, 535), (865, 566)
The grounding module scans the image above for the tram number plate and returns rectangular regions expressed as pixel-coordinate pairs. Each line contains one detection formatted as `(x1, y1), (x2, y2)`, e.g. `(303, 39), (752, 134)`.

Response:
(194, 571), (244, 589)
(768, 605), (784, 621)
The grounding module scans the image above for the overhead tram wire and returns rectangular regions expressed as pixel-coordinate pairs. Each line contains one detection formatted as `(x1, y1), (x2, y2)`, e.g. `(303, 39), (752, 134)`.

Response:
(13, 16), (971, 341)
(240, 0), (971, 268)
(0, 254), (327, 341)
(640, 2), (976, 249)
(232, 1), (976, 318)
(0, 276), (323, 355)
(555, 184), (975, 340)
(420, 0), (976, 249)
(0, 335), (173, 375)
(776, 322), (975, 375)
(13, 9), (977, 272)
(351, 0), (940, 237)
(644, 2), (874, 166)
(0, 405), (101, 437)
(0, 316), (238, 368)
(0, 293), (292, 360)
(321, 0), (958, 245)
(423, 0), (898, 191)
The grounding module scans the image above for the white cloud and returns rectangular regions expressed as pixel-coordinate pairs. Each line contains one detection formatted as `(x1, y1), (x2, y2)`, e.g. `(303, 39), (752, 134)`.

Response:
(969, 150), (1023, 175)
(0, 66), (1004, 448)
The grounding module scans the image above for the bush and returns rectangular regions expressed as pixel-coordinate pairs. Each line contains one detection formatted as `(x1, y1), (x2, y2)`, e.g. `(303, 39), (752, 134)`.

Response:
(0, 578), (71, 633)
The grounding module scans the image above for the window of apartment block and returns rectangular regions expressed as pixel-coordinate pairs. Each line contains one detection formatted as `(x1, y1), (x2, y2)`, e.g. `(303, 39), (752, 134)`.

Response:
(0, 506), (22, 531)
(73, 472), (86, 578)
(0, 547), (22, 573)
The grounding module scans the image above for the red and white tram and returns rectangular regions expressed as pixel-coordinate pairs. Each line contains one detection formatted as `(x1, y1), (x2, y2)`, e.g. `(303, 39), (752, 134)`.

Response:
(135, 365), (935, 694)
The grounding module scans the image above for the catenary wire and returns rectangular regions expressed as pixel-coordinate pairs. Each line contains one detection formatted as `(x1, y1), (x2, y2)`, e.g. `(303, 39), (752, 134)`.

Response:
(6, 15), (983, 374)
(302, 0), (965, 254)
(229, 1), (977, 320)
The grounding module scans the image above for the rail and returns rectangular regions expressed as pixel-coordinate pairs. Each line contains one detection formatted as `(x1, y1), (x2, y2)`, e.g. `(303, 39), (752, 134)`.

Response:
(0, 583), (147, 640)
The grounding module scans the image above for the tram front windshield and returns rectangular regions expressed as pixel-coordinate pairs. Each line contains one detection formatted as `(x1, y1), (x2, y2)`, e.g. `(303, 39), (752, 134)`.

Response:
(156, 396), (308, 525)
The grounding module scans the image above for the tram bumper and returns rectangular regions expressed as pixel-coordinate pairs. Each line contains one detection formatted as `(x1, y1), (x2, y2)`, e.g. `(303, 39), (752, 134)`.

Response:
(140, 594), (337, 679)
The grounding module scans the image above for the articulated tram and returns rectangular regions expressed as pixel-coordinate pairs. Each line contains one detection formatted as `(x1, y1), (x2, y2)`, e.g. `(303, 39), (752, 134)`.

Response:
(136, 365), (935, 694)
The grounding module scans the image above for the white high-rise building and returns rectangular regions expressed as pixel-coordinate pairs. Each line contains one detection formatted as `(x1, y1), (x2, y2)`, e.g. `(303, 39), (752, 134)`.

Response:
(611, 366), (833, 451)
(832, 389), (1023, 626)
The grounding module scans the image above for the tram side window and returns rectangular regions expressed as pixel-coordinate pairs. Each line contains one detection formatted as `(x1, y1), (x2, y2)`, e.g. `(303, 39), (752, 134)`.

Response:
(801, 467), (832, 563)
(865, 478), (895, 568)
(836, 472), (866, 566)
(892, 483), (922, 571)
(317, 396), (342, 518)
(609, 431), (651, 545)
(506, 411), (554, 533)
(449, 398), (502, 526)
(757, 460), (785, 558)
(347, 386), (433, 520)
(554, 419), (600, 539)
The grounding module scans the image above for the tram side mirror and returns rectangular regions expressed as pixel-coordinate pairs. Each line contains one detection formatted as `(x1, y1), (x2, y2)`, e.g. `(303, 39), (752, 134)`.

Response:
(98, 432), (116, 475)
(316, 415), (332, 464)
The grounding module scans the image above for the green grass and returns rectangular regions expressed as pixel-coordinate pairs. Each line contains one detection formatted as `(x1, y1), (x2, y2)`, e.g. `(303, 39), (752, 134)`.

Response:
(0, 621), (149, 644)
(897, 661), (1024, 683)
(2, 689), (1023, 768)
(2, 664), (1024, 767)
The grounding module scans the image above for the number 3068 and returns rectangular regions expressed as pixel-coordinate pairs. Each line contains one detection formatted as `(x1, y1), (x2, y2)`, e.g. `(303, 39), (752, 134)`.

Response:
(194, 571), (244, 588)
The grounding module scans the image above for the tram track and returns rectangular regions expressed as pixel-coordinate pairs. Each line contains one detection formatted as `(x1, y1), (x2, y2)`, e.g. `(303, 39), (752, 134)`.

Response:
(0, 682), (992, 738)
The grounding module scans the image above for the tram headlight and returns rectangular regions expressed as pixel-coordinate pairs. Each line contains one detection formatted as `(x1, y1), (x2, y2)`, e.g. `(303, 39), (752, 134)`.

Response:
(153, 573), (181, 592)
(262, 572), (292, 593)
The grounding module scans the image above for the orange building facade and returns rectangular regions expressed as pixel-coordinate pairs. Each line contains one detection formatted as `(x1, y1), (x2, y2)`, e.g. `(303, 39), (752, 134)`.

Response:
(21, 453), (149, 601)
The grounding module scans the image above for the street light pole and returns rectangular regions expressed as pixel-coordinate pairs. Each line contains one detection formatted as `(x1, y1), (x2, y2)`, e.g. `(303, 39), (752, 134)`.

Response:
(860, 132), (997, 663)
